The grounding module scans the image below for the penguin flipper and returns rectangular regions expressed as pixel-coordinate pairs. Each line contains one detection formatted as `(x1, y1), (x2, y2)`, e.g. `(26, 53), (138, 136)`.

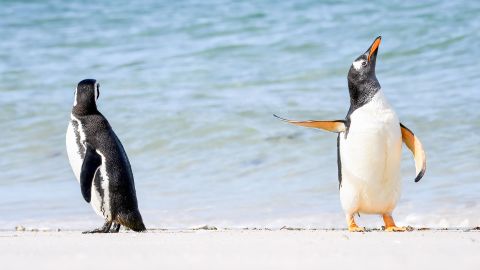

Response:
(400, 123), (426, 182)
(273, 114), (346, 133)
(80, 143), (102, 203)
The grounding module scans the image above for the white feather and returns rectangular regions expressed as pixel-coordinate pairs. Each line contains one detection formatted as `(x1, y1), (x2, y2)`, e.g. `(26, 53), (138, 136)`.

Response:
(339, 90), (402, 215)
(66, 114), (85, 181)
(96, 150), (111, 219)
(352, 59), (365, 71)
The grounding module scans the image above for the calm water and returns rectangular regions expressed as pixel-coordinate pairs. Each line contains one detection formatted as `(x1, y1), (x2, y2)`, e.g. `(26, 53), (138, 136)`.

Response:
(1, 0), (479, 230)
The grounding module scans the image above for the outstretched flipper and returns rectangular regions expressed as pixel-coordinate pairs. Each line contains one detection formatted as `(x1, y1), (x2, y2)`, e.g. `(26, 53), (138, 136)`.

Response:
(273, 114), (346, 133)
(400, 123), (426, 182)
(80, 142), (102, 202)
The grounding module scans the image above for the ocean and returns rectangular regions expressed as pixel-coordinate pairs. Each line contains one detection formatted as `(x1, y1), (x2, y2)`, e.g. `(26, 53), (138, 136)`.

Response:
(0, 0), (479, 230)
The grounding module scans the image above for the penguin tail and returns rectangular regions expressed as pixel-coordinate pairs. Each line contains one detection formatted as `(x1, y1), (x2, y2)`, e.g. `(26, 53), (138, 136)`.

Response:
(117, 210), (146, 232)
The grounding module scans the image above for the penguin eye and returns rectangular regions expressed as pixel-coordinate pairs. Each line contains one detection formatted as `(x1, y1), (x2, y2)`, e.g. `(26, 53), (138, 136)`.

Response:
(361, 61), (367, 67)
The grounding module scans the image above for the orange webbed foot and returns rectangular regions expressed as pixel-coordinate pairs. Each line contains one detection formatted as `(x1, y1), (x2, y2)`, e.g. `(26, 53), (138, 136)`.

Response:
(385, 226), (407, 232)
(348, 225), (366, 232)
(383, 214), (409, 232)
(347, 214), (365, 232)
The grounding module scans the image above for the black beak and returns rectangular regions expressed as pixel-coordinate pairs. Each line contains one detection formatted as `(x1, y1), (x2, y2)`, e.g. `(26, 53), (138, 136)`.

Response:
(365, 36), (381, 62)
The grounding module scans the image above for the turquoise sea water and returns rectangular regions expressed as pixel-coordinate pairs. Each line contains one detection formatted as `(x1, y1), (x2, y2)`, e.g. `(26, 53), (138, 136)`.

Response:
(0, 0), (479, 229)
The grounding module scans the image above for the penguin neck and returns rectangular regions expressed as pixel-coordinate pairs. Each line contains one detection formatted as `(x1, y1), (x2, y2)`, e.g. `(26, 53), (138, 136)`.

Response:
(347, 77), (381, 112)
(72, 103), (99, 117)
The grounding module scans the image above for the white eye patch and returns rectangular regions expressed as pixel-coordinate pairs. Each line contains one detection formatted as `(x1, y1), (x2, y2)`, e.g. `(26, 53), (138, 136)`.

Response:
(352, 60), (366, 70)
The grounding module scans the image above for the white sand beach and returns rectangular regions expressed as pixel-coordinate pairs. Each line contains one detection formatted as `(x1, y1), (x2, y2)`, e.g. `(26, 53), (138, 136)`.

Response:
(2, 229), (479, 270)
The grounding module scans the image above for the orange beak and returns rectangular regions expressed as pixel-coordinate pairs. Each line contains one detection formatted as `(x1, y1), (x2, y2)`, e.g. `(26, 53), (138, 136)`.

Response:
(368, 36), (381, 62)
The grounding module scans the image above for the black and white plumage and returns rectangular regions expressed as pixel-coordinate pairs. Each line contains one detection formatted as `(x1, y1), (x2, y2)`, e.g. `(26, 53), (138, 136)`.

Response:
(66, 79), (145, 233)
(275, 37), (426, 232)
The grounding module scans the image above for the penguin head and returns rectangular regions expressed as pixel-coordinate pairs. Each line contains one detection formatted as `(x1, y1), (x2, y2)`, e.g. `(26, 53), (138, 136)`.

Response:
(73, 79), (100, 114)
(347, 36), (382, 99)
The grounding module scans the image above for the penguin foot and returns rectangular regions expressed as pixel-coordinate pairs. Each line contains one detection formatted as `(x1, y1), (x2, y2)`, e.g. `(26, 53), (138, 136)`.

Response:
(346, 214), (364, 232)
(348, 225), (365, 232)
(110, 223), (121, 233)
(382, 214), (406, 232)
(82, 221), (112, 234)
(82, 228), (110, 234)
(385, 226), (407, 232)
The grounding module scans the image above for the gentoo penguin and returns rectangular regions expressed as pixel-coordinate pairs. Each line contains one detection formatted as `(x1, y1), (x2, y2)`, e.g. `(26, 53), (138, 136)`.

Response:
(275, 36), (426, 232)
(66, 79), (146, 233)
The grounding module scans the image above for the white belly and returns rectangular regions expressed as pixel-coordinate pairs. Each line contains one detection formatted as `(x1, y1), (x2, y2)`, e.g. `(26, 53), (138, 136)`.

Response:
(66, 119), (84, 181)
(339, 91), (402, 214)
(66, 115), (108, 218)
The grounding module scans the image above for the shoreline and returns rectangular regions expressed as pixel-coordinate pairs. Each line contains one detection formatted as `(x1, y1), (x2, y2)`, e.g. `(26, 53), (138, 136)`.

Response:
(6, 225), (480, 233)
(2, 229), (479, 270)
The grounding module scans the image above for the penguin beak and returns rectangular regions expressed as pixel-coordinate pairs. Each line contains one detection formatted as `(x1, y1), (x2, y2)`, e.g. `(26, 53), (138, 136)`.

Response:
(366, 36), (381, 62)
(94, 82), (100, 100)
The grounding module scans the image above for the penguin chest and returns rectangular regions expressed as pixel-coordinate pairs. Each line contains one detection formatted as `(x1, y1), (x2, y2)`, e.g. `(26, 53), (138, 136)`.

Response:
(66, 116), (111, 219)
(339, 94), (402, 214)
(66, 116), (86, 181)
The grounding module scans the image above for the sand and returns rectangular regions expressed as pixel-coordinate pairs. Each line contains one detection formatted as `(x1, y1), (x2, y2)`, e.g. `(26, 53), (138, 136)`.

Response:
(2, 229), (479, 270)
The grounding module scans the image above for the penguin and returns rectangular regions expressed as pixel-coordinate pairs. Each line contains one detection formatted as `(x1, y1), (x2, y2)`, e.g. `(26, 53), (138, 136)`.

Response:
(66, 79), (146, 233)
(275, 36), (426, 232)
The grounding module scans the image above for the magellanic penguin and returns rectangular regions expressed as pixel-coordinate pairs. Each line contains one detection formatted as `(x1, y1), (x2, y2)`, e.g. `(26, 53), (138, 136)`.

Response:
(275, 36), (426, 232)
(66, 79), (146, 233)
